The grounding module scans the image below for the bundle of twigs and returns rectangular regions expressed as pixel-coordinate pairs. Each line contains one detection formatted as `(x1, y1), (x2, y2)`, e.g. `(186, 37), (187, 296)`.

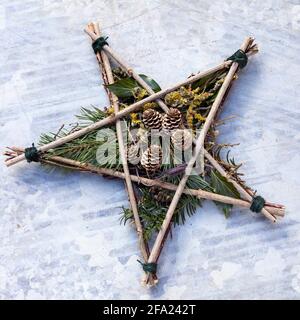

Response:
(4, 22), (285, 287)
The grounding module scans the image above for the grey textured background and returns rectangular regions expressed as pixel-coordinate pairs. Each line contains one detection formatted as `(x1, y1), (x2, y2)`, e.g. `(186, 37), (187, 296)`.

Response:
(0, 0), (300, 299)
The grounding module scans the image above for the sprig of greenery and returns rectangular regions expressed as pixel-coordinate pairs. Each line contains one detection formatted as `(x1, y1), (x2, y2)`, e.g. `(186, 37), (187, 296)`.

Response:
(39, 107), (120, 169)
(210, 170), (240, 217)
(120, 174), (213, 241)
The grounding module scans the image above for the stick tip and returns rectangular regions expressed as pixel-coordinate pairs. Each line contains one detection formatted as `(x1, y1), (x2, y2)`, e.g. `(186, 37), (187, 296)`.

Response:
(141, 278), (158, 288)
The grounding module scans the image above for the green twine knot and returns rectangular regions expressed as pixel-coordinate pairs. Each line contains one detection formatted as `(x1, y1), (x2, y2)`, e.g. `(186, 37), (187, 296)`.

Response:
(226, 49), (248, 68)
(250, 195), (266, 213)
(137, 260), (157, 274)
(92, 36), (109, 54)
(24, 143), (40, 163)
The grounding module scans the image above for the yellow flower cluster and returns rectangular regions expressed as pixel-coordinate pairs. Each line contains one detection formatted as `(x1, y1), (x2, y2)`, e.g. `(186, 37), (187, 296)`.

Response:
(164, 90), (188, 108)
(186, 108), (194, 130)
(105, 103), (128, 116)
(143, 102), (159, 110)
(130, 113), (141, 125)
(193, 92), (212, 106)
(194, 113), (206, 122)
(105, 106), (115, 115)
(186, 92), (212, 130)
(133, 88), (148, 101)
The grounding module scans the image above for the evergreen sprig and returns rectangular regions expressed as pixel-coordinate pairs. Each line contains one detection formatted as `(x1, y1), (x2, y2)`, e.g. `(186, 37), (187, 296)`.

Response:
(39, 107), (121, 169)
(120, 174), (213, 241)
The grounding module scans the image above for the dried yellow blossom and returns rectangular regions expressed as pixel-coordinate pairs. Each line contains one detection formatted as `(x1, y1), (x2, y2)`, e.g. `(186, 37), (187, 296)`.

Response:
(187, 113), (194, 129)
(130, 113), (141, 125)
(194, 113), (206, 122)
(186, 95), (208, 129)
(164, 91), (187, 108)
(179, 86), (193, 98)
(134, 88), (148, 101)
(105, 106), (115, 115)
(193, 92), (213, 106)
(143, 102), (159, 110)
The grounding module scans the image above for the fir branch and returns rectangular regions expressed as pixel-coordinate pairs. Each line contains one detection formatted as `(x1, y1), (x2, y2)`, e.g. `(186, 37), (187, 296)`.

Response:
(120, 173), (213, 240)
(39, 107), (121, 169)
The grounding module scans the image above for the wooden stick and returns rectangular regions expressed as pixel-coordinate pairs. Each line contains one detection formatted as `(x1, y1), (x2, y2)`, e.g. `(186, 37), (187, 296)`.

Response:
(147, 37), (261, 266)
(5, 60), (230, 167)
(5, 147), (284, 216)
(87, 26), (192, 285)
(85, 25), (253, 116)
(244, 187), (285, 209)
(87, 24), (177, 279)
(44, 157), (283, 212)
(204, 151), (283, 217)
(88, 23), (156, 284)
(87, 23), (169, 113)
(87, 24), (112, 100)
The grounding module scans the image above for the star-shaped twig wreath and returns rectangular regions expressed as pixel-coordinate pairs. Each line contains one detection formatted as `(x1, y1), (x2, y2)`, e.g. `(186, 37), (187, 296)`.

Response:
(5, 22), (285, 287)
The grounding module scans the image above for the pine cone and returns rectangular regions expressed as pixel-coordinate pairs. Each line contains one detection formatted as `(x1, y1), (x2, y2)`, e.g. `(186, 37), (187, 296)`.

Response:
(162, 108), (182, 132)
(171, 129), (193, 151)
(141, 145), (162, 172)
(142, 109), (162, 130)
(127, 144), (140, 164)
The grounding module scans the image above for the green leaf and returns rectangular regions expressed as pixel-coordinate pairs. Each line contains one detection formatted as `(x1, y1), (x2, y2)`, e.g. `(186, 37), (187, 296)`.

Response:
(210, 170), (240, 217)
(106, 74), (161, 98)
(211, 170), (240, 198)
(106, 77), (138, 98)
(139, 74), (161, 92)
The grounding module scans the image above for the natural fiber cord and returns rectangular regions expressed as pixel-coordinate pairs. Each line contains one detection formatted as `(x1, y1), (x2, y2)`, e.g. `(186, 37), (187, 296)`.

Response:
(250, 195), (266, 213)
(24, 143), (40, 163)
(92, 36), (109, 54)
(226, 49), (248, 68)
(137, 260), (157, 274)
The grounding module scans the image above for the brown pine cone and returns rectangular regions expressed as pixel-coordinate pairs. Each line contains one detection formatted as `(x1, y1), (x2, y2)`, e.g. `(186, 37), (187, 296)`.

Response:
(142, 109), (162, 130)
(140, 145), (162, 172)
(162, 108), (182, 133)
(171, 129), (193, 151)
